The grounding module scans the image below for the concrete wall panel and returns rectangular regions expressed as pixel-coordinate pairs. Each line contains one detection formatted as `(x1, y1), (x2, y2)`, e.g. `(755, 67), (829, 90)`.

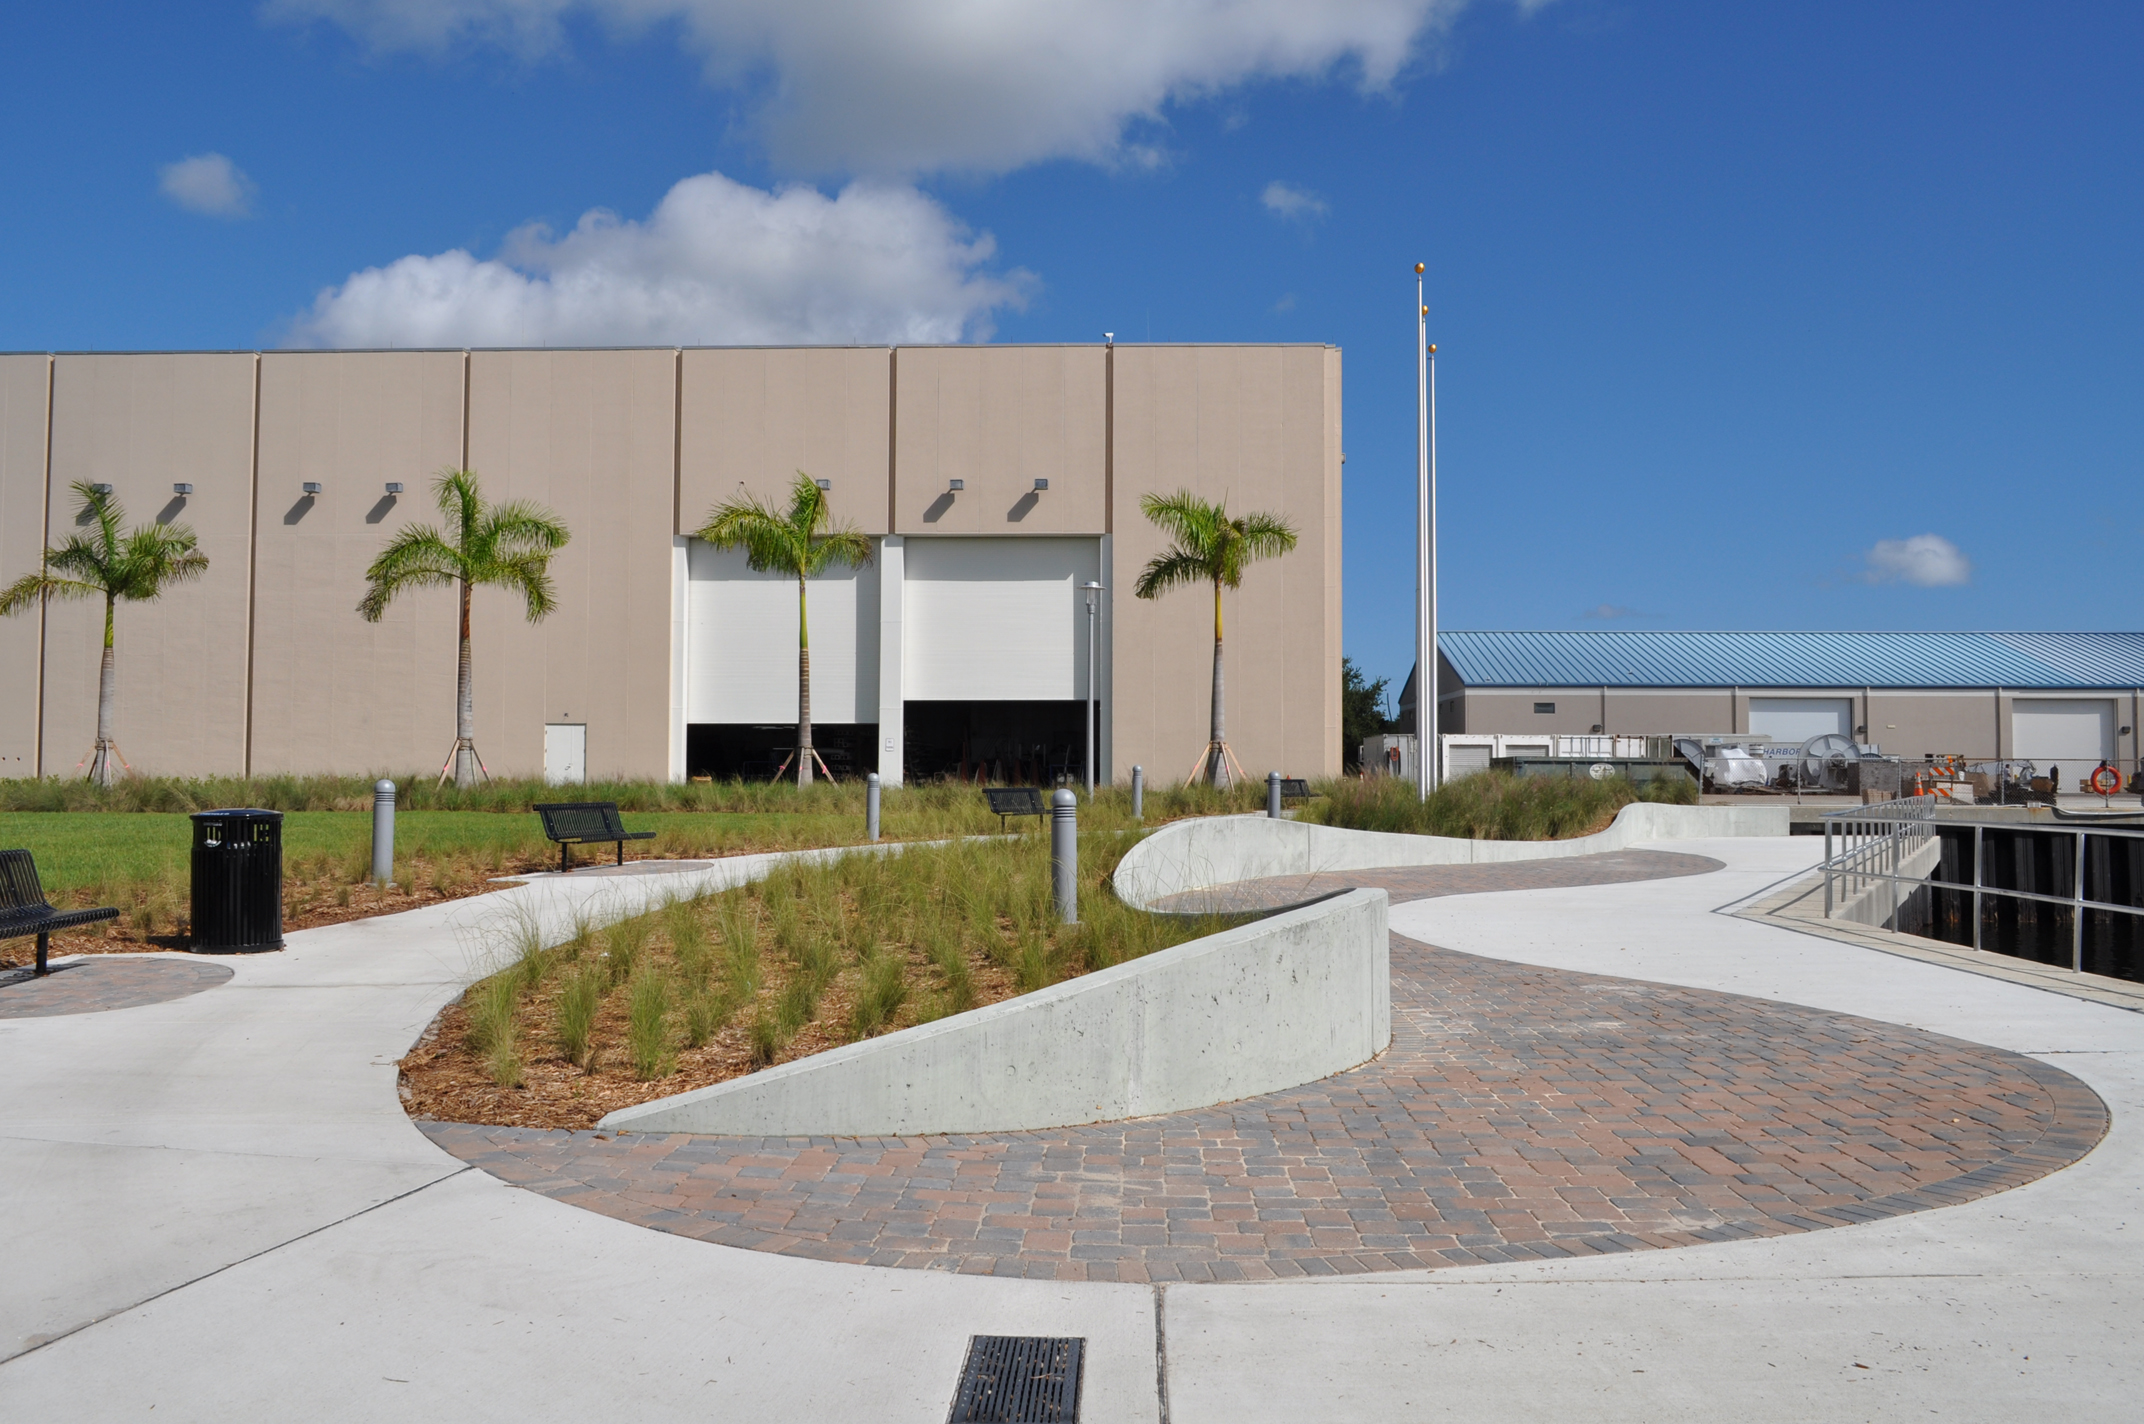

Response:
(1109, 346), (1340, 784)
(467, 350), (677, 781)
(250, 351), (466, 775)
(43, 354), (256, 777)
(679, 347), (889, 537)
(893, 346), (1106, 536)
(1867, 690), (1999, 761)
(0, 357), (49, 776)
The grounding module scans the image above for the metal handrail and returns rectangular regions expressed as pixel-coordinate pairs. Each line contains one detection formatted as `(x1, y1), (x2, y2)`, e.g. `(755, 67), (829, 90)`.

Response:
(1817, 799), (2144, 973)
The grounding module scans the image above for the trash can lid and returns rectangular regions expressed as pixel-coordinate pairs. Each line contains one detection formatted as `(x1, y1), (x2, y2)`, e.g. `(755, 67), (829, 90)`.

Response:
(190, 808), (286, 822)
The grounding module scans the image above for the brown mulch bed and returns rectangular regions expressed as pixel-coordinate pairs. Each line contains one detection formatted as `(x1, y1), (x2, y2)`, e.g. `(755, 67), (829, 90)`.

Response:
(0, 863), (547, 969)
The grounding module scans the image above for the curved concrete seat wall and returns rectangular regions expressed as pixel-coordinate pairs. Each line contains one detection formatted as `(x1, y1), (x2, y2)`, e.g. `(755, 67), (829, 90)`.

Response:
(1113, 802), (1791, 911)
(599, 887), (1391, 1138)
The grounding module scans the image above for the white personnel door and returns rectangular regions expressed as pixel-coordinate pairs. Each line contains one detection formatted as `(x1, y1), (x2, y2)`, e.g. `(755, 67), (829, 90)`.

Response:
(2012, 699), (2115, 768)
(545, 724), (587, 785)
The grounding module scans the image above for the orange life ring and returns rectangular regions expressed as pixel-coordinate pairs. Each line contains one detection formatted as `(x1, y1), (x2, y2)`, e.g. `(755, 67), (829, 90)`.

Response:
(2089, 765), (2122, 795)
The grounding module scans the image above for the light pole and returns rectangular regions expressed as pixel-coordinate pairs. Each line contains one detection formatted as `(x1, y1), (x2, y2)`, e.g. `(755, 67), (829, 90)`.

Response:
(1415, 262), (1438, 800)
(1082, 580), (1103, 796)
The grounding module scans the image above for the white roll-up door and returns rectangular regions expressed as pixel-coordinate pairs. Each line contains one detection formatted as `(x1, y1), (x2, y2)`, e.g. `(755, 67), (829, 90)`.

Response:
(685, 542), (878, 723)
(903, 538), (1100, 701)
(1748, 697), (1852, 742)
(2012, 699), (2114, 765)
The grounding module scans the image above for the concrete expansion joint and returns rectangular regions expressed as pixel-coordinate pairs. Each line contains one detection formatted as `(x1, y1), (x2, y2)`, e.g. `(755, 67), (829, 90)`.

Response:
(0, 1165), (474, 1369)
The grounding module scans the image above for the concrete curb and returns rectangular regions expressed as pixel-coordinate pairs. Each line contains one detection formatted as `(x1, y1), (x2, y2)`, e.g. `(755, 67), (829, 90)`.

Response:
(1111, 801), (1792, 911)
(599, 887), (1391, 1138)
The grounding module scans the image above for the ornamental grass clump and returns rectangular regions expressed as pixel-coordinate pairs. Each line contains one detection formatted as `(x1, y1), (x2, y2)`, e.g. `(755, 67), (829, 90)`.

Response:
(465, 973), (522, 1087)
(1307, 769), (1695, 840)
(627, 970), (673, 1080)
(555, 962), (604, 1069)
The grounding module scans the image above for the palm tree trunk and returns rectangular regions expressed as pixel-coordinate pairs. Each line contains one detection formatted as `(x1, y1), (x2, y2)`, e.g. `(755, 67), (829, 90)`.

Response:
(91, 593), (117, 788)
(1208, 579), (1228, 788)
(455, 577), (476, 789)
(796, 576), (814, 788)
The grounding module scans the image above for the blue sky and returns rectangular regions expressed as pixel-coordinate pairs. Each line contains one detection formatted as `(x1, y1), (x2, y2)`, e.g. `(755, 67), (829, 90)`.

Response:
(2, 2), (2137, 697)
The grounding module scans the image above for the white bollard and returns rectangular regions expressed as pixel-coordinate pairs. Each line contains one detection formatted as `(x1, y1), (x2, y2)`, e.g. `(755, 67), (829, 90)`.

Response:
(371, 780), (396, 885)
(1051, 788), (1078, 924)
(866, 772), (881, 842)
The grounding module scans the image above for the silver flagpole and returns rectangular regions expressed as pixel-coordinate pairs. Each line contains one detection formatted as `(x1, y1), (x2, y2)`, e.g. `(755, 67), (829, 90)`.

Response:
(1415, 263), (1435, 799)
(1428, 313), (1439, 794)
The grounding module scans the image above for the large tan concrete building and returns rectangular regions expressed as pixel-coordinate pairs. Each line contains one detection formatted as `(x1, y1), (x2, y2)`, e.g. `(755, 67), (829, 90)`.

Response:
(0, 345), (1343, 786)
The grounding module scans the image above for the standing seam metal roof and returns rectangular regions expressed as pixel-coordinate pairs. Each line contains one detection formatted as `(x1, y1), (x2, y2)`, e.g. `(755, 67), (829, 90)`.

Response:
(1438, 632), (2144, 690)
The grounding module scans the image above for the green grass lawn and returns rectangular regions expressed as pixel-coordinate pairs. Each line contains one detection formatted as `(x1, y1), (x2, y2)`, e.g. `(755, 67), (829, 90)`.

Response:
(0, 808), (930, 916)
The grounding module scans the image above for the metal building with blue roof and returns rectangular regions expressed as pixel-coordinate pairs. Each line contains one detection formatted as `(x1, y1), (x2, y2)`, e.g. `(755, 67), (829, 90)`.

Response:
(1401, 631), (2144, 774)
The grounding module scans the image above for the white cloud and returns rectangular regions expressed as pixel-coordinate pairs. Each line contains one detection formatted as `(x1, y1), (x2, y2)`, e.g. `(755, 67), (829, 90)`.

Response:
(1261, 180), (1327, 221)
(284, 169), (1030, 348)
(267, 0), (1481, 174)
(1861, 533), (1972, 588)
(159, 153), (257, 218)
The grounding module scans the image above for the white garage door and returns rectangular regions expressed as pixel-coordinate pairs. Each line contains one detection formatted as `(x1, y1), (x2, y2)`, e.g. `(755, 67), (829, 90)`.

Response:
(685, 542), (878, 723)
(2012, 699), (2114, 766)
(1748, 697), (1853, 743)
(904, 537), (1100, 701)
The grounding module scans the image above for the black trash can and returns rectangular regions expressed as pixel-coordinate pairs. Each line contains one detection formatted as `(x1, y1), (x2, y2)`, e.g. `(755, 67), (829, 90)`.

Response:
(190, 809), (285, 952)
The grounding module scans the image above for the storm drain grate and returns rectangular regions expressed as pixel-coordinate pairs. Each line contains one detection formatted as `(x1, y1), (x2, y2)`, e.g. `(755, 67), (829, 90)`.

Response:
(948, 1335), (1084, 1423)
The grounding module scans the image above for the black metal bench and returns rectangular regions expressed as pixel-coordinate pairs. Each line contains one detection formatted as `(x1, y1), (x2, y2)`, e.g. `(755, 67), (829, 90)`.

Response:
(1, 849), (120, 977)
(983, 787), (1049, 833)
(533, 802), (657, 872)
(1279, 778), (1318, 802)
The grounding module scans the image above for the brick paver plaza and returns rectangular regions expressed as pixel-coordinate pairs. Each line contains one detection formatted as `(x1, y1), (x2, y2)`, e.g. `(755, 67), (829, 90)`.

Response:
(420, 850), (2107, 1282)
(0, 956), (233, 1018)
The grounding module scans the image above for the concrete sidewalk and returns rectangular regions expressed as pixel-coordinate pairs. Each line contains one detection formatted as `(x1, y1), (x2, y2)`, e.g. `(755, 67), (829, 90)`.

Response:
(2, 838), (2136, 1421)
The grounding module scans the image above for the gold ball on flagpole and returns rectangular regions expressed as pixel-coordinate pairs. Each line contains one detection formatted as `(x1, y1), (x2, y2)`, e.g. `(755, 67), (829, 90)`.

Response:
(1421, 306), (1428, 316)
(1414, 262), (1425, 274)
(1428, 344), (1437, 353)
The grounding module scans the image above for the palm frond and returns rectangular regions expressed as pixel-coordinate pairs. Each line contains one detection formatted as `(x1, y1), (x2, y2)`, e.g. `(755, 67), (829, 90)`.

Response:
(478, 499), (571, 560)
(68, 481), (124, 564)
(1138, 490), (1222, 556)
(802, 525), (873, 577)
(487, 551), (559, 621)
(43, 535), (117, 588)
(1234, 513), (1299, 559)
(358, 526), (462, 621)
(0, 572), (101, 617)
(1133, 547), (1209, 600)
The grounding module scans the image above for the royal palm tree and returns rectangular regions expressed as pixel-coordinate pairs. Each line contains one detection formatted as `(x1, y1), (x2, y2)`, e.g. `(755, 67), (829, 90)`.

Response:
(694, 472), (872, 788)
(358, 468), (569, 788)
(1133, 490), (1298, 788)
(0, 481), (210, 787)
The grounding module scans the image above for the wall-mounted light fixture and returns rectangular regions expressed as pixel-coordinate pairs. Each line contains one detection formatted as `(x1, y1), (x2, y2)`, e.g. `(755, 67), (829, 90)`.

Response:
(1033, 478), (1049, 492)
(302, 482), (323, 495)
(90, 483), (113, 495)
(2124, 725), (2135, 737)
(947, 479), (964, 492)
(172, 483), (194, 497)
(385, 482), (404, 496)
(814, 479), (831, 491)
